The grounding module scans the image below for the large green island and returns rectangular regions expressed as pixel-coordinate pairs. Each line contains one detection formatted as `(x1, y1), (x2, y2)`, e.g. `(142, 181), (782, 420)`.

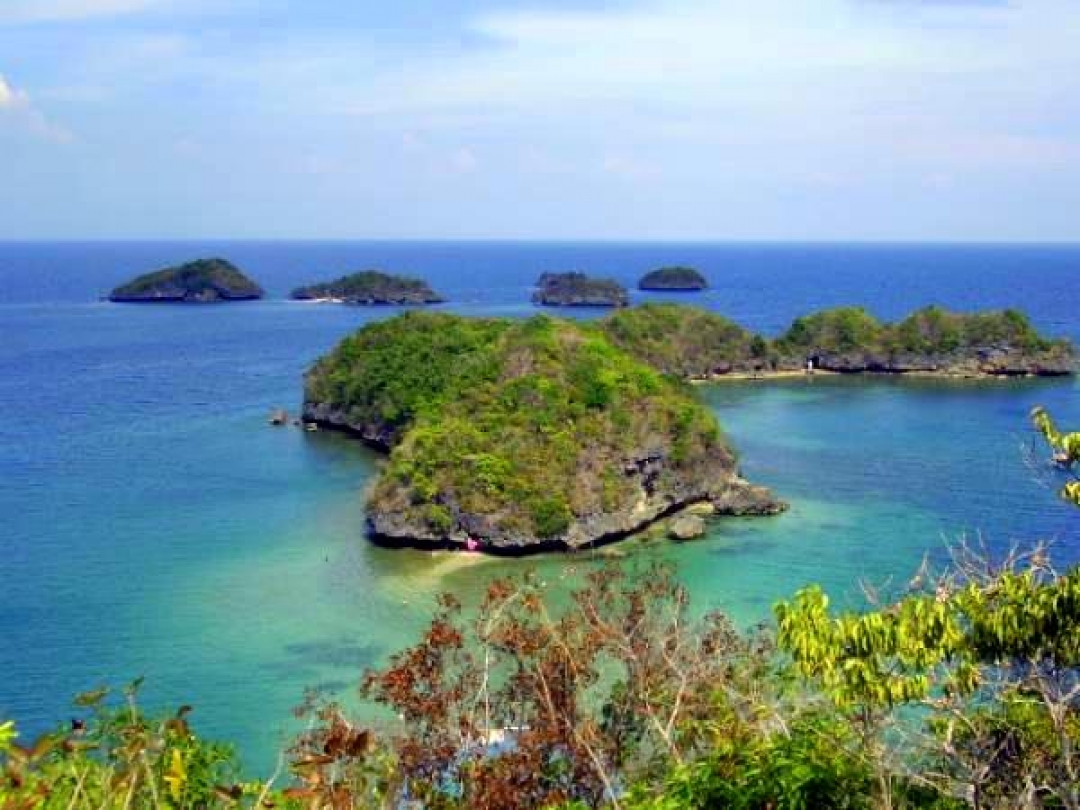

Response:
(303, 311), (783, 553)
(302, 303), (1074, 553)
(108, 258), (263, 303)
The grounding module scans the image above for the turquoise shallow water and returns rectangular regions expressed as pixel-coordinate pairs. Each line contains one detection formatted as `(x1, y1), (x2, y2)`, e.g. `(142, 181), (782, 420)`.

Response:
(1, 242), (1078, 772)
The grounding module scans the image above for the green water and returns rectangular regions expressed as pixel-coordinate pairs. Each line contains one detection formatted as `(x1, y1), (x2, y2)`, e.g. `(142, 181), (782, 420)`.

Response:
(113, 377), (1075, 770)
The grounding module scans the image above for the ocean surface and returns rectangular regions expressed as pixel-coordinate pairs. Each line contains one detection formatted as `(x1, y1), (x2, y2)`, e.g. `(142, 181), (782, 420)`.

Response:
(1, 241), (1078, 772)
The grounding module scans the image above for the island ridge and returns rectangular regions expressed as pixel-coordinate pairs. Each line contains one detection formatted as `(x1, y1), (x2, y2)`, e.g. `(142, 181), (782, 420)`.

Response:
(108, 258), (263, 303)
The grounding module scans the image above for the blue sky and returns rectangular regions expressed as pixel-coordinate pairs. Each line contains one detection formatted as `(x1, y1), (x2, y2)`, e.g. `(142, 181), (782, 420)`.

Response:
(0, 0), (1078, 240)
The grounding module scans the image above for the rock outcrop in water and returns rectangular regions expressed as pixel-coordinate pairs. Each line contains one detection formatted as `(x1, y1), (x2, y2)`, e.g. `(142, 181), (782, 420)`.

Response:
(291, 270), (444, 305)
(303, 311), (784, 553)
(532, 272), (629, 308)
(639, 266), (708, 291)
(109, 258), (263, 303)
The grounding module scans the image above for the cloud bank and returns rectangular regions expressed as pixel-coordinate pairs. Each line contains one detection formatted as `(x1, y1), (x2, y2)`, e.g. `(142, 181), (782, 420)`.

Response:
(0, 0), (1077, 239)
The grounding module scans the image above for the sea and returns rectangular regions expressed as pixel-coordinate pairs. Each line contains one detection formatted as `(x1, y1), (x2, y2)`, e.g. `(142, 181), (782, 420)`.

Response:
(1, 241), (1078, 772)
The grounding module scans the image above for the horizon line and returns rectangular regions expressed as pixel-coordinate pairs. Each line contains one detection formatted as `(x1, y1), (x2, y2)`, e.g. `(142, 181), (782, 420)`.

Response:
(2, 237), (1080, 247)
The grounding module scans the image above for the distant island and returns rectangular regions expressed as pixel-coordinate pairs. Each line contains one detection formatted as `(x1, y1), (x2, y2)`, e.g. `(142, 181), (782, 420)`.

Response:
(303, 311), (783, 553)
(603, 303), (1076, 379)
(638, 266), (708, 291)
(532, 272), (629, 307)
(291, 270), (444, 305)
(108, 258), (263, 303)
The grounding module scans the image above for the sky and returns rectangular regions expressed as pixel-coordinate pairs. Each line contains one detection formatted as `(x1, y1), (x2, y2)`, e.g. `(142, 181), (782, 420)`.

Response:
(0, 0), (1078, 241)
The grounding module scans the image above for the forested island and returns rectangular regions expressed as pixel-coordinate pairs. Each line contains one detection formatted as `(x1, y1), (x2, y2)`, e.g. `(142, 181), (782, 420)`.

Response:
(532, 272), (629, 307)
(108, 258), (263, 303)
(302, 303), (1073, 552)
(638, 265), (708, 290)
(291, 270), (444, 305)
(604, 303), (1077, 378)
(303, 311), (782, 552)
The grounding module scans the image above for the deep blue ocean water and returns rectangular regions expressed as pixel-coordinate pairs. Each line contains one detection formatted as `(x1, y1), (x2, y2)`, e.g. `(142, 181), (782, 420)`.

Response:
(1, 241), (1078, 771)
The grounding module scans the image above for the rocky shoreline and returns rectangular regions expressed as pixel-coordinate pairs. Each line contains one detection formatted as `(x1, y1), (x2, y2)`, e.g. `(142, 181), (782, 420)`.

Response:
(692, 365), (1073, 383)
(304, 400), (788, 555)
(365, 466), (786, 555)
(366, 476), (785, 555)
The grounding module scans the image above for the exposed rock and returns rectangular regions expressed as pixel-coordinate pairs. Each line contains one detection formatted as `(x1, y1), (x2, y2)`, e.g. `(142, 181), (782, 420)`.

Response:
(109, 258), (263, 303)
(300, 400), (396, 449)
(711, 478), (789, 516)
(269, 409), (288, 426)
(291, 270), (444, 305)
(668, 513), (706, 540)
(532, 272), (629, 308)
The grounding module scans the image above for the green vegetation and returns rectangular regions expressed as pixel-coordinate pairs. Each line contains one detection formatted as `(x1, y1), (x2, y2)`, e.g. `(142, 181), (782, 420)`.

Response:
(638, 266), (708, 290)
(108, 258), (263, 302)
(303, 312), (509, 445)
(596, 303), (1074, 378)
(291, 270), (444, 304)
(776, 306), (886, 356)
(1031, 406), (1080, 505)
(602, 303), (766, 377)
(0, 681), (267, 808)
(305, 303), (1072, 547)
(773, 305), (1073, 371)
(778, 305), (1059, 357)
(532, 272), (630, 307)
(361, 314), (731, 545)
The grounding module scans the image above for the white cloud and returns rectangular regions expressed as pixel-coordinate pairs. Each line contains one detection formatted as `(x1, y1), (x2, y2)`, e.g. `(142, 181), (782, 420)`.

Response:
(0, 74), (73, 142)
(327, 0), (1079, 179)
(347, 0), (985, 115)
(0, 74), (27, 109)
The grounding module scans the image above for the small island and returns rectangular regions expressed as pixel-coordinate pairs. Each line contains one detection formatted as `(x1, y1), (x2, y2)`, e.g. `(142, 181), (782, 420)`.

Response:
(532, 272), (629, 308)
(108, 258), (263, 303)
(770, 305), (1076, 377)
(638, 266), (708, 291)
(303, 311), (783, 553)
(291, 270), (444, 305)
